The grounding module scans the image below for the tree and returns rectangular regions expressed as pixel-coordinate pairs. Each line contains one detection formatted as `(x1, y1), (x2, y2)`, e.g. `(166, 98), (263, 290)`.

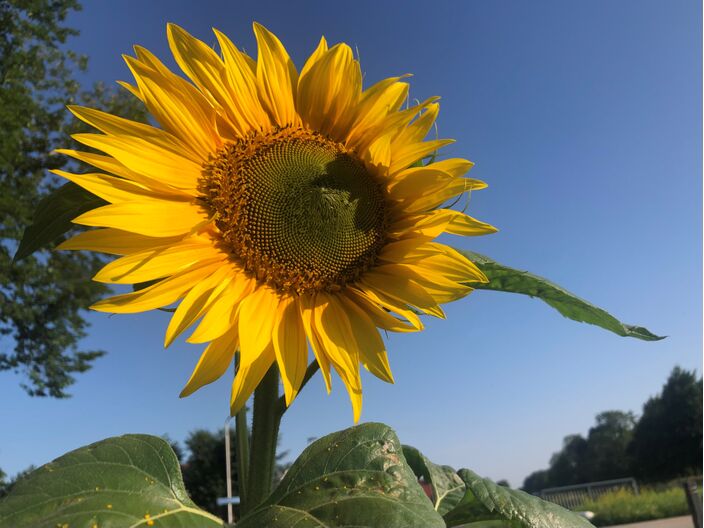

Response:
(0, 465), (35, 499)
(522, 411), (634, 491)
(522, 368), (703, 491)
(583, 410), (635, 482)
(180, 429), (237, 516)
(629, 366), (703, 481)
(178, 428), (290, 517)
(0, 0), (147, 397)
(0, 467), (6, 498)
(522, 469), (550, 493)
(546, 434), (588, 487)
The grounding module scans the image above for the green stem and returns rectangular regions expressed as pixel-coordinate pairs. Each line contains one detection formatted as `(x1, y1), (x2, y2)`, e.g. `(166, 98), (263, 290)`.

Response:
(246, 364), (281, 509)
(234, 404), (250, 514)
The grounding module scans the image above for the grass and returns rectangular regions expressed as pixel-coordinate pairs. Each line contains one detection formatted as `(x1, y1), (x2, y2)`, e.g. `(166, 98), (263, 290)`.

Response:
(578, 487), (690, 526)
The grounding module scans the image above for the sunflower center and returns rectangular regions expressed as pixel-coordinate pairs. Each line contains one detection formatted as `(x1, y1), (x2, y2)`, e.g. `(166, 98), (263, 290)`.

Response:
(200, 126), (388, 294)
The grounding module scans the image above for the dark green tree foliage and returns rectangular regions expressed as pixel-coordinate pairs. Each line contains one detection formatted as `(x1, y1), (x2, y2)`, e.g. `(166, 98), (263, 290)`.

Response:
(629, 367), (703, 482)
(181, 429), (239, 516)
(0, 467), (6, 498)
(546, 434), (588, 487)
(522, 469), (550, 494)
(178, 428), (290, 517)
(0, 0), (147, 397)
(0, 465), (35, 499)
(582, 411), (635, 482)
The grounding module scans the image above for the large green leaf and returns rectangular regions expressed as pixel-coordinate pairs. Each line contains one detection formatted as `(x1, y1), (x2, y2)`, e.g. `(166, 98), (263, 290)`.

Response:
(14, 181), (106, 261)
(0, 434), (223, 528)
(402, 446), (593, 528)
(448, 469), (594, 528)
(237, 423), (445, 528)
(460, 250), (664, 341)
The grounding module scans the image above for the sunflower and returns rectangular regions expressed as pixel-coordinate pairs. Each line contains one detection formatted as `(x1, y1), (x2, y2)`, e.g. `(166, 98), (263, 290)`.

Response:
(56, 23), (496, 421)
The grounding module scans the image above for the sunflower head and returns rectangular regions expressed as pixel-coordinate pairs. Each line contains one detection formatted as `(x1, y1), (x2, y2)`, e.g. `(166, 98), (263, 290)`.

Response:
(200, 125), (388, 294)
(56, 22), (496, 421)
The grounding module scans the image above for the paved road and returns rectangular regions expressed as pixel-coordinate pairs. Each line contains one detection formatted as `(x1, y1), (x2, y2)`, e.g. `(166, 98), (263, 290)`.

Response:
(606, 516), (694, 528)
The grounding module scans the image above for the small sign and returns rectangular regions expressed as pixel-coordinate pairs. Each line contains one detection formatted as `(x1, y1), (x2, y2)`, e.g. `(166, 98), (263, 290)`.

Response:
(216, 497), (241, 506)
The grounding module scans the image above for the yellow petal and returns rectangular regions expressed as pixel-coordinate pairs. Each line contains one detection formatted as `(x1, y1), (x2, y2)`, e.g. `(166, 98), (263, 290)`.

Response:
(334, 362), (363, 423)
(297, 43), (361, 138)
(343, 289), (419, 333)
(366, 134), (392, 168)
(237, 285), (280, 366)
(73, 199), (209, 237)
(299, 293), (332, 393)
(396, 177), (486, 215)
(445, 211), (498, 237)
(214, 28), (271, 132)
(378, 237), (432, 261)
(93, 236), (223, 284)
(117, 80), (142, 100)
(387, 167), (456, 201)
(273, 295), (308, 406)
(313, 293), (360, 380)
(389, 138), (455, 175)
(253, 22), (299, 127)
(311, 295), (364, 422)
(165, 266), (234, 347)
(71, 133), (201, 191)
(57, 229), (183, 255)
(299, 36), (328, 80)
(230, 345), (276, 415)
(344, 77), (409, 148)
(54, 149), (194, 196)
(391, 102), (439, 147)
(167, 24), (250, 137)
(180, 325), (238, 397)
(337, 295), (394, 383)
(362, 269), (442, 314)
(350, 285), (423, 331)
(187, 273), (254, 343)
(67, 105), (189, 157)
(124, 54), (220, 158)
(375, 263), (473, 304)
(51, 169), (169, 204)
(390, 209), (497, 239)
(426, 158), (475, 178)
(400, 242), (489, 284)
(362, 97), (439, 155)
(91, 261), (221, 313)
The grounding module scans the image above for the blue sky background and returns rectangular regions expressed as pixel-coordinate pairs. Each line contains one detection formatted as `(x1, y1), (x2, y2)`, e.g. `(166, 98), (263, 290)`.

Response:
(1, 0), (701, 488)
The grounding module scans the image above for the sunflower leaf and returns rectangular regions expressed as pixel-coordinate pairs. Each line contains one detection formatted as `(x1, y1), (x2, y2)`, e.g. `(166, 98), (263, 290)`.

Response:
(0, 434), (223, 528)
(448, 468), (594, 528)
(237, 423), (445, 528)
(402, 446), (593, 528)
(402, 445), (466, 516)
(14, 181), (107, 262)
(458, 250), (664, 341)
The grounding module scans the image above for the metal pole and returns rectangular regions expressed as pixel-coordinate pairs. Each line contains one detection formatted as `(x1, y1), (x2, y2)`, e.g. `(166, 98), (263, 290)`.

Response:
(224, 416), (234, 524)
(682, 479), (702, 528)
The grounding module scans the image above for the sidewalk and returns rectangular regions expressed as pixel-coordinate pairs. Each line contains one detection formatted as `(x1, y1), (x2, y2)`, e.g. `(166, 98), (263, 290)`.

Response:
(606, 516), (694, 528)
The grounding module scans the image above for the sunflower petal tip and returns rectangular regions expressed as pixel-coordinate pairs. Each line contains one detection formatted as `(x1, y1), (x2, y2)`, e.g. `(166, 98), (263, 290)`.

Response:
(89, 301), (107, 312)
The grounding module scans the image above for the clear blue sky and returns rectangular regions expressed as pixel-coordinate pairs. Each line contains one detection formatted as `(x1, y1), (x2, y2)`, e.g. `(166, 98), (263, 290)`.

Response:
(1, 0), (701, 488)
